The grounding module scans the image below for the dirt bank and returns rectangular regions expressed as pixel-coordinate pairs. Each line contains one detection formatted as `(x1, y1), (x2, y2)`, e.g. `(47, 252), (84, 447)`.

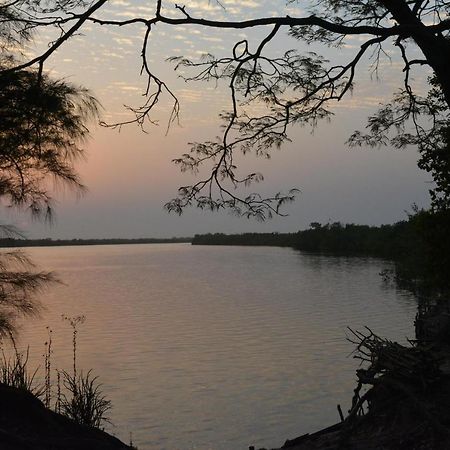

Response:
(0, 383), (132, 450)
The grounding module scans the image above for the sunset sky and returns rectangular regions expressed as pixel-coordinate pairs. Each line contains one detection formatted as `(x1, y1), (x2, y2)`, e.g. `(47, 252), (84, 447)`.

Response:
(8, 0), (432, 238)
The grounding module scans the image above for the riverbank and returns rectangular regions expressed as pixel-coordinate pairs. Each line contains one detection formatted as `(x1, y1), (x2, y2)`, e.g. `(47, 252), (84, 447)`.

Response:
(258, 334), (450, 449)
(2, 209), (448, 449)
(0, 383), (132, 450)
(245, 210), (450, 450)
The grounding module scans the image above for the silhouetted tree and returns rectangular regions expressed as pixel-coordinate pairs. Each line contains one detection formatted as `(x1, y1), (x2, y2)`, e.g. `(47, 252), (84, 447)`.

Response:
(0, 1), (99, 337)
(2, 0), (448, 216)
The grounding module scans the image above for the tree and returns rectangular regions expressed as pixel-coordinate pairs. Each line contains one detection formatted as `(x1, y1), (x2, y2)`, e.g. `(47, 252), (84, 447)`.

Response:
(0, 0), (99, 337)
(2, 0), (449, 217)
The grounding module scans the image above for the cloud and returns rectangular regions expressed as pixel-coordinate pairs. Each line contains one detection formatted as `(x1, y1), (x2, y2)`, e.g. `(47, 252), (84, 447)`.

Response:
(102, 51), (125, 59)
(113, 37), (135, 46)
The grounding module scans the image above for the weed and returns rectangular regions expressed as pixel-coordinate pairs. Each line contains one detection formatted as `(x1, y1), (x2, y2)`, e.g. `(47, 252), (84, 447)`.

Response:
(0, 336), (44, 397)
(62, 314), (85, 378)
(0, 315), (112, 431)
(43, 327), (53, 407)
(59, 315), (111, 428)
(60, 369), (112, 428)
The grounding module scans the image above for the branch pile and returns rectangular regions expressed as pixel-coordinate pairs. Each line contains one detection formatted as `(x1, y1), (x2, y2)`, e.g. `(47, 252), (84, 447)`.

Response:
(338, 328), (450, 449)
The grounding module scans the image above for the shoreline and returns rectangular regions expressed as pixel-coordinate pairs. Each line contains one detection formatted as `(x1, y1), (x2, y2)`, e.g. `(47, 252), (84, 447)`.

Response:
(0, 237), (192, 249)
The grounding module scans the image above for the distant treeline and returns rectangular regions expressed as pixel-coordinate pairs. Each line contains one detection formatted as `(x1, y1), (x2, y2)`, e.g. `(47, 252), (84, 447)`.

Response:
(0, 237), (192, 248)
(192, 211), (449, 263)
(192, 232), (297, 247)
(191, 223), (412, 258)
(294, 221), (415, 258)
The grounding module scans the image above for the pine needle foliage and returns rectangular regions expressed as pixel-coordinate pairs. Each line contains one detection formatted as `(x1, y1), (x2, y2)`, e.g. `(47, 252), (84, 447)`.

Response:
(0, 242), (57, 339)
(0, 1), (99, 337)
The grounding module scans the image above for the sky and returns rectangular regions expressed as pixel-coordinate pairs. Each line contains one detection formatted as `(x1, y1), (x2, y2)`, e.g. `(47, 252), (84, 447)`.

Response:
(5, 0), (433, 238)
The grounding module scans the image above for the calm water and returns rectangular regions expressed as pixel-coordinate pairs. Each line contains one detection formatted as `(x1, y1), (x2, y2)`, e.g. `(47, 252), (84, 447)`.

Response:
(12, 243), (416, 449)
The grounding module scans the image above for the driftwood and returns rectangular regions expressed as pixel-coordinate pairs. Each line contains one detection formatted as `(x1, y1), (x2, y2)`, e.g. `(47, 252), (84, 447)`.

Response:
(346, 328), (440, 412)
(334, 327), (450, 449)
(259, 328), (450, 449)
(252, 297), (450, 450)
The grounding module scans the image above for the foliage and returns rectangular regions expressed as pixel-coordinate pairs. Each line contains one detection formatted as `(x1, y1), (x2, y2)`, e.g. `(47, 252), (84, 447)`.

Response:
(0, 243), (57, 339)
(403, 208), (450, 290)
(58, 314), (111, 429)
(2, 0), (448, 216)
(0, 3), (108, 425)
(418, 124), (450, 211)
(192, 232), (297, 247)
(0, 341), (43, 396)
(192, 219), (418, 258)
(0, 237), (192, 247)
(0, 68), (99, 218)
(0, 2), (99, 337)
(60, 369), (112, 429)
(193, 209), (450, 293)
(348, 76), (450, 212)
(0, 316), (112, 430)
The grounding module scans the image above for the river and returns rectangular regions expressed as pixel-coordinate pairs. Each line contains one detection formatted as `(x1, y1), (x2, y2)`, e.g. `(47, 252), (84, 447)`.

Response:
(12, 243), (417, 449)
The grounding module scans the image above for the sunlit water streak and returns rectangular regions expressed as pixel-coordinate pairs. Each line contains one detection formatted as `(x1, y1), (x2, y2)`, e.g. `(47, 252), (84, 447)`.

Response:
(12, 243), (416, 449)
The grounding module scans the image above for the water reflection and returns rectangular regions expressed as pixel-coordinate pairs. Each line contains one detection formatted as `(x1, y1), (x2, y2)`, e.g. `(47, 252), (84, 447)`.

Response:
(12, 244), (416, 449)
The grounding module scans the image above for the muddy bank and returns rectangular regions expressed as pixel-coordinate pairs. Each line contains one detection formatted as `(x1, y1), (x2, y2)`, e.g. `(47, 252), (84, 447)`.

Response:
(253, 328), (450, 450)
(0, 383), (131, 450)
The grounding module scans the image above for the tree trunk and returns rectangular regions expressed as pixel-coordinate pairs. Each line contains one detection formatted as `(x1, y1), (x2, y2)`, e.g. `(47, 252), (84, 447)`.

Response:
(381, 0), (450, 108)
(411, 33), (450, 108)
